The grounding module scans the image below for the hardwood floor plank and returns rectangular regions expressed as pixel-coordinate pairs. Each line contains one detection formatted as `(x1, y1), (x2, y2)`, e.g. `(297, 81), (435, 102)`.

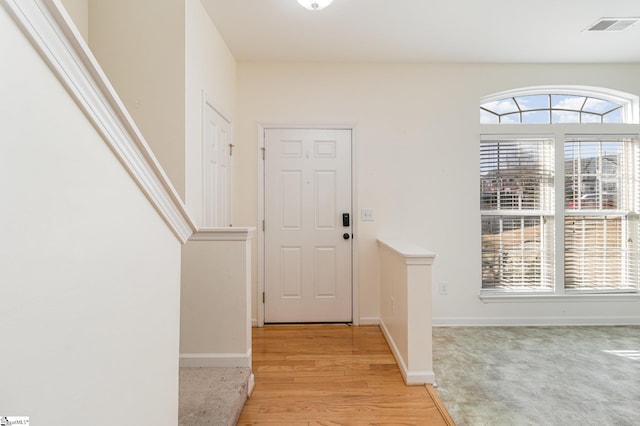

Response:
(238, 325), (451, 425)
(426, 384), (456, 426)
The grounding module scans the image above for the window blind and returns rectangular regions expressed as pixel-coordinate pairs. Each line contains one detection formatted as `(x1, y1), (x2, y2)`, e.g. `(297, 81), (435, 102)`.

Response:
(482, 215), (554, 290)
(564, 216), (637, 290)
(564, 136), (640, 292)
(480, 137), (555, 290)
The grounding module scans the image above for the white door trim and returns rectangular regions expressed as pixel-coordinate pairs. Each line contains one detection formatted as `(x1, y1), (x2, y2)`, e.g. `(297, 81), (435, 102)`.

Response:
(202, 92), (233, 227)
(257, 124), (359, 327)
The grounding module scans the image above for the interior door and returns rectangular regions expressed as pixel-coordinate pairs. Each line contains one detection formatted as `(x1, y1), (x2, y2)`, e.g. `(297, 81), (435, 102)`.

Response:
(203, 102), (232, 227)
(264, 128), (352, 323)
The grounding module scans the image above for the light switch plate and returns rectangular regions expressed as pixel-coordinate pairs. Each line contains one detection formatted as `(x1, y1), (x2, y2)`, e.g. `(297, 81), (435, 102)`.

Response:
(361, 208), (375, 221)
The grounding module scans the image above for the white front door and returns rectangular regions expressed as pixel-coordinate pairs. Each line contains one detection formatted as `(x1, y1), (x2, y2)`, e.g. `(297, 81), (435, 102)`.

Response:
(264, 128), (352, 323)
(203, 102), (232, 227)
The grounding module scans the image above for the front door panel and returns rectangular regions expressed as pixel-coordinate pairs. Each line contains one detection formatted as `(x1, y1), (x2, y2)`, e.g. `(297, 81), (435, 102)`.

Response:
(264, 128), (352, 323)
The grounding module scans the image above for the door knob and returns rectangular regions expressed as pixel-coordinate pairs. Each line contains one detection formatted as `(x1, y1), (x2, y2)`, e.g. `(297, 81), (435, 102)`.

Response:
(343, 233), (350, 240)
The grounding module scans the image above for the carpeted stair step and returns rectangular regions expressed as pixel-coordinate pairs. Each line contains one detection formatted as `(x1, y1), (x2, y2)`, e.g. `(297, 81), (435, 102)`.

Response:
(179, 367), (251, 425)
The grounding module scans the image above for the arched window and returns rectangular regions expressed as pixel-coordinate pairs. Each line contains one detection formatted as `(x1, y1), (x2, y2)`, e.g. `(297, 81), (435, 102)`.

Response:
(480, 86), (639, 124)
(479, 86), (640, 296)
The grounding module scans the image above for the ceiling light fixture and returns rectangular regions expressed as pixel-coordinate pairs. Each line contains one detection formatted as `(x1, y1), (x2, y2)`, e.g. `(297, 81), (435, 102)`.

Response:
(297, 0), (334, 11)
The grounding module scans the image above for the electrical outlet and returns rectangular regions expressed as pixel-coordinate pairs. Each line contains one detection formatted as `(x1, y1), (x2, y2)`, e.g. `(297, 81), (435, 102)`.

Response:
(439, 281), (449, 295)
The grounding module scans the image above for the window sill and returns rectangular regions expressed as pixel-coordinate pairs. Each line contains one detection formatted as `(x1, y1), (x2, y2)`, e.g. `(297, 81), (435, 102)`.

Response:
(479, 292), (640, 303)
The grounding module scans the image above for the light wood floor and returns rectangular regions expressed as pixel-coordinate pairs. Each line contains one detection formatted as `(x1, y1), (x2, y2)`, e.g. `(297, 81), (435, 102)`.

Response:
(238, 325), (453, 425)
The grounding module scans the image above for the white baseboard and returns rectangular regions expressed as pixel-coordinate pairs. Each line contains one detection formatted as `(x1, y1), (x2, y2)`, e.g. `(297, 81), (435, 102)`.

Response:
(358, 317), (380, 326)
(405, 370), (436, 385)
(433, 316), (640, 327)
(250, 317), (379, 327)
(379, 319), (435, 385)
(179, 349), (251, 368)
(252, 316), (640, 328)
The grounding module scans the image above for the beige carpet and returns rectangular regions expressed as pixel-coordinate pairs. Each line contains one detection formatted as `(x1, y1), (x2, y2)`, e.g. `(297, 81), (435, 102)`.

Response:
(433, 326), (640, 425)
(179, 367), (251, 426)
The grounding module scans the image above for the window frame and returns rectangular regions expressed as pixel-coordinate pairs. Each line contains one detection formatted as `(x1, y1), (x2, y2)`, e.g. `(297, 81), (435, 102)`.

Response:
(479, 88), (640, 300)
(480, 135), (556, 293)
(480, 86), (640, 125)
(563, 135), (640, 294)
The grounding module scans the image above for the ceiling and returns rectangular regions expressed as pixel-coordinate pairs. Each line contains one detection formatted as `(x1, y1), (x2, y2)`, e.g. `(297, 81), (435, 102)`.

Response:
(200, 0), (640, 63)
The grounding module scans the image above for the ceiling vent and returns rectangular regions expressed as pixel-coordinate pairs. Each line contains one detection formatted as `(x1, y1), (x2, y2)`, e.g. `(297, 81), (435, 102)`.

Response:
(585, 18), (640, 32)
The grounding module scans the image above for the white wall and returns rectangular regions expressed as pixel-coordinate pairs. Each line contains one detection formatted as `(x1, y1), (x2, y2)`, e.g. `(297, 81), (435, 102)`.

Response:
(181, 1), (251, 367)
(88, 0), (186, 199)
(185, 0), (236, 226)
(0, 6), (181, 424)
(88, 0), (236, 226)
(378, 239), (435, 384)
(235, 62), (640, 325)
(60, 0), (89, 41)
(180, 232), (253, 367)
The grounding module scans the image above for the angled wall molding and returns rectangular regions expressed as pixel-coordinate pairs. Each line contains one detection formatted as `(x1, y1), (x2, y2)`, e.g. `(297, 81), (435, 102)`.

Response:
(4, 0), (196, 242)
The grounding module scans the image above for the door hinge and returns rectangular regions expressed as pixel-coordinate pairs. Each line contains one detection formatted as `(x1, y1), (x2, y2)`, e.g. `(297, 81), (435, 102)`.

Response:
(262, 292), (265, 304)
(229, 143), (235, 156)
(261, 147), (265, 160)
(262, 220), (265, 231)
